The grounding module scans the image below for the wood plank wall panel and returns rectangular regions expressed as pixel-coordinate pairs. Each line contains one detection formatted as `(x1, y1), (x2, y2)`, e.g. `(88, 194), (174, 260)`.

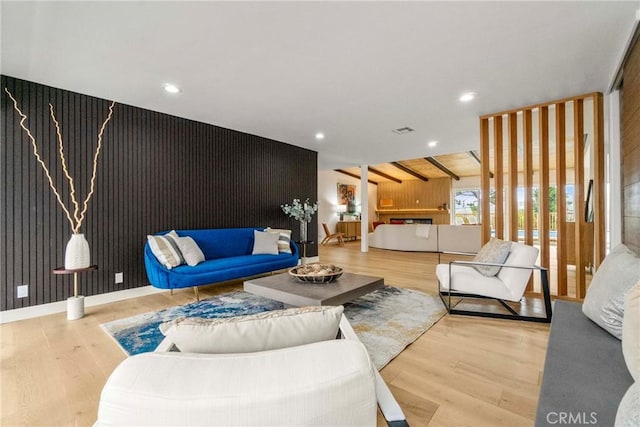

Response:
(376, 179), (451, 224)
(0, 76), (317, 311)
(622, 34), (640, 256)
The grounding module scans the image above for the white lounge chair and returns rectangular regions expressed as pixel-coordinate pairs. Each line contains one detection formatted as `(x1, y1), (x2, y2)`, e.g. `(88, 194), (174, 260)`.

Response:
(436, 241), (552, 323)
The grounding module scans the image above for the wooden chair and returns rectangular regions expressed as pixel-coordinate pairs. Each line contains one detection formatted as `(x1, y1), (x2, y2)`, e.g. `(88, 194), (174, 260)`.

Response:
(321, 223), (345, 246)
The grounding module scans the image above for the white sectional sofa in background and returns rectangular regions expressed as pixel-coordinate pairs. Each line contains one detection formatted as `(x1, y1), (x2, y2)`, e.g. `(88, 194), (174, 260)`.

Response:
(368, 224), (481, 254)
(436, 225), (483, 254)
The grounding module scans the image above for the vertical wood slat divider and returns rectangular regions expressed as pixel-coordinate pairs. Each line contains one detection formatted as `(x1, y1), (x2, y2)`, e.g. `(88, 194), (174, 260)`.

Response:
(481, 93), (604, 299)
(494, 116), (504, 240)
(556, 103), (568, 296)
(539, 106), (550, 271)
(523, 109), (534, 291)
(508, 113), (519, 242)
(523, 110), (534, 243)
(480, 118), (491, 244)
(573, 99), (586, 298)
(593, 93), (606, 267)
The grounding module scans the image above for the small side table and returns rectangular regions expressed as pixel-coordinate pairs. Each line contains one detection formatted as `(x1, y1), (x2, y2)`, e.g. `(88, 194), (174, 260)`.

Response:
(53, 265), (98, 320)
(295, 241), (314, 265)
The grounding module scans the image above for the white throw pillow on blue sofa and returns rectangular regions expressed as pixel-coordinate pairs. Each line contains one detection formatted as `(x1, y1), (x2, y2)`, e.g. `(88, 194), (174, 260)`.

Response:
(166, 231), (205, 267)
(147, 234), (184, 269)
(252, 230), (279, 255)
(266, 227), (293, 254)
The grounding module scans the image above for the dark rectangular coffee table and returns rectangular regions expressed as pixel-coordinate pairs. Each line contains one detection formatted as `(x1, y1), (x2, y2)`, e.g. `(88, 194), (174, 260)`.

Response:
(244, 272), (384, 306)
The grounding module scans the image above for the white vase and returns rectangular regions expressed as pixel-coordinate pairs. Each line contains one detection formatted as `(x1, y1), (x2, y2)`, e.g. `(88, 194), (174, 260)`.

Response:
(65, 233), (90, 270)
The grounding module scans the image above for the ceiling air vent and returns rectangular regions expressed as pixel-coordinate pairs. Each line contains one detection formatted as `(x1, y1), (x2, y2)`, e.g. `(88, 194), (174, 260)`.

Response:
(392, 126), (415, 135)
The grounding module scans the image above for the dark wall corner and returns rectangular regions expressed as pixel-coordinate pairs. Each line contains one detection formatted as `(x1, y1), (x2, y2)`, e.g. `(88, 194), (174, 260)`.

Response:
(1, 75), (317, 311)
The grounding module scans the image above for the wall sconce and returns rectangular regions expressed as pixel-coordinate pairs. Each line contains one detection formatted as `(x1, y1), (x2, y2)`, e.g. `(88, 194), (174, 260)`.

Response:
(336, 204), (347, 220)
(380, 199), (393, 208)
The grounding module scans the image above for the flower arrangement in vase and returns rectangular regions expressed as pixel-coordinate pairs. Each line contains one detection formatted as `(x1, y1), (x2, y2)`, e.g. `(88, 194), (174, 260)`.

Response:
(281, 198), (318, 242)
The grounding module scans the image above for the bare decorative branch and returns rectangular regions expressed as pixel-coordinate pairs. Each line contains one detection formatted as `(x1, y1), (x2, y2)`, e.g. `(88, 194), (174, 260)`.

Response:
(4, 87), (116, 233)
(77, 101), (115, 230)
(5, 88), (76, 230)
(49, 103), (81, 225)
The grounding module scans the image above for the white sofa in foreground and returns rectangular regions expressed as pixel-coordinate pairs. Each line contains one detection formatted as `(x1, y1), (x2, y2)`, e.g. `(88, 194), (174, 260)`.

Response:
(96, 340), (376, 426)
(368, 224), (481, 254)
(95, 312), (407, 426)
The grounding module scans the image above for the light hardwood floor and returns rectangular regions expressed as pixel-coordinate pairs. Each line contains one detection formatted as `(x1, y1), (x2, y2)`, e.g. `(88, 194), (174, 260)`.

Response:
(0, 242), (551, 426)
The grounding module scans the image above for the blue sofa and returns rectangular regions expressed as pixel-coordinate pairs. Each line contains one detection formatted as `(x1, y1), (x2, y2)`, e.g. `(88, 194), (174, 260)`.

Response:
(144, 228), (299, 290)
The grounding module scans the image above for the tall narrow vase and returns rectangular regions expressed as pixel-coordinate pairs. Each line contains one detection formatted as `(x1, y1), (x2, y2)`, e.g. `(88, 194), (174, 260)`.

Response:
(65, 233), (90, 270)
(300, 221), (308, 242)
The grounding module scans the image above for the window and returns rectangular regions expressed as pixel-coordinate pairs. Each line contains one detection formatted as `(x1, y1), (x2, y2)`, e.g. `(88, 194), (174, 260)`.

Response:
(453, 190), (480, 225)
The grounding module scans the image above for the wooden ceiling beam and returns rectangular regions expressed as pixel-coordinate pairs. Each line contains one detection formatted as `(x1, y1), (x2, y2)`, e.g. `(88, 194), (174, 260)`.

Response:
(334, 169), (379, 185)
(468, 150), (494, 178)
(367, 166), (402, 183)
(424, 157), (460, 181)
(390, 162), (428, 182)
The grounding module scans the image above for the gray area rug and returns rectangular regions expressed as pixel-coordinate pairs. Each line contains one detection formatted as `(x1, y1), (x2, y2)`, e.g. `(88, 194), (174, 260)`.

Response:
(101, 285), (446, 370)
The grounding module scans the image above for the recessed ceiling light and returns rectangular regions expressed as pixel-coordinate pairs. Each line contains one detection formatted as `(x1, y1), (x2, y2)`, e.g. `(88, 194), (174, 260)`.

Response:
(459, 92), (476, 102)
(163, 83), (181, 94)
(428, 140), (438, 148)
(315, 132), (325, 140)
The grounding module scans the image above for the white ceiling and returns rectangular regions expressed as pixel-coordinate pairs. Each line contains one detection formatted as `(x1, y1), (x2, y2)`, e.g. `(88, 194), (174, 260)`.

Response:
(1, 1), (637, 170)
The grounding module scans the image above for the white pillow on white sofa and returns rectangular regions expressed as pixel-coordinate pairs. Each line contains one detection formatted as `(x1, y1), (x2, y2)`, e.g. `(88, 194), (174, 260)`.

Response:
(583, 244), (640, 339)
(615, 381), (639, 427)
(160, 305), (344, 353)
(623, 281), (640, 381)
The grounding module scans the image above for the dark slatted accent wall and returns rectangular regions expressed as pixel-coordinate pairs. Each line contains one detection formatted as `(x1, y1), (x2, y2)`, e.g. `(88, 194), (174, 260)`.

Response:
(1, 75), (317, 311)
(622, 35), (640, 256)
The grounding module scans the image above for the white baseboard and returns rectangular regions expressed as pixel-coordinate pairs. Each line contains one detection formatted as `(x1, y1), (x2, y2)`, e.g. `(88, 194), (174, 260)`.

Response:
(0, 260), (322, 324)
(0, 286), (166, 324)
